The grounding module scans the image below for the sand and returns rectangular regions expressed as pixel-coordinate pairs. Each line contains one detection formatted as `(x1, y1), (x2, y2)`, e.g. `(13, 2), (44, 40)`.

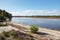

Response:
(6, 22), (60, 39)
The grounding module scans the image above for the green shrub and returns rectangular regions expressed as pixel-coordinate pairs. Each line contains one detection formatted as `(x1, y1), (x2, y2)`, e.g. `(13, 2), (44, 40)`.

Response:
(30, 25), (38, 33)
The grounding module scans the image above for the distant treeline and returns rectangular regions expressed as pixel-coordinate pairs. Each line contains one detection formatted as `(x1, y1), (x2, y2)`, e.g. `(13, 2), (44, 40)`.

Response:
(13, 16), (60, 18)
(0, 9), (12, 21)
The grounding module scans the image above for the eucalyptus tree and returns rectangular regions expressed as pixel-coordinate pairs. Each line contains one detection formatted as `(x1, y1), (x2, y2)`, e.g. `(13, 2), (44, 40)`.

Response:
(0, 9), (12, 22)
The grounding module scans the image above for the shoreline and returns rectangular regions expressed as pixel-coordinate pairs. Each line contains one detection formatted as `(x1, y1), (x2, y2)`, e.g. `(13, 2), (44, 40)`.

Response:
(6, 22), (60, 39)
(7, 22), (60, 31)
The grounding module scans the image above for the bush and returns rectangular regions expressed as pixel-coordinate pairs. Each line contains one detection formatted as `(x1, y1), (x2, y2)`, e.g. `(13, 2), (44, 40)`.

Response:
(30, 25), (38, 33)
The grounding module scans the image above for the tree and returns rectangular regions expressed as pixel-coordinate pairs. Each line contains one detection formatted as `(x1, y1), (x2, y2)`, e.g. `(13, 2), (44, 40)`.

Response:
(0, 9), (12, 21)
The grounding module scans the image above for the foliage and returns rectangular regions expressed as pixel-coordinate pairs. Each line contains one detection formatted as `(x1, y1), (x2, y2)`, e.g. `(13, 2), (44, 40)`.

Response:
(0, 30), (34, 40)
(0, 9), (12, 21)
(30, 25), (38, 33)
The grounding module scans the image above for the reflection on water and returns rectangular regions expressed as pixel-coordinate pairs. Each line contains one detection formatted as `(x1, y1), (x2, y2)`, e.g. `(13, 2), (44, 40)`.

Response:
(12, 17), (60, 31)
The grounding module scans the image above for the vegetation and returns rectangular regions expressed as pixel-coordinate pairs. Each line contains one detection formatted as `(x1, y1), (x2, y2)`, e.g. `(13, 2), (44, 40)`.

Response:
(0, 30), (34, 40)
(0, 23), (7, 26)
(0, 9), (12, 22)
(13, 16), (60, 18)
(30, 25), (38, 33)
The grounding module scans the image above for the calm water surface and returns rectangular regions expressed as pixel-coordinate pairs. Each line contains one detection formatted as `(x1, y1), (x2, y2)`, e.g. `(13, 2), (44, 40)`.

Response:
(12, 17), (60, 31)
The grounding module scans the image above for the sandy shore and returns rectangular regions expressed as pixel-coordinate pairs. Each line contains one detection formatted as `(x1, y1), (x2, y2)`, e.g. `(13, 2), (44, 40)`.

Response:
(0, 26), (19, 33)
(6, 22), (60, 39)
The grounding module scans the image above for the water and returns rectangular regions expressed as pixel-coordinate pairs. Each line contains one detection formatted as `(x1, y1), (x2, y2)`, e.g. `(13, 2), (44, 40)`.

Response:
(12, 17), (60, 31)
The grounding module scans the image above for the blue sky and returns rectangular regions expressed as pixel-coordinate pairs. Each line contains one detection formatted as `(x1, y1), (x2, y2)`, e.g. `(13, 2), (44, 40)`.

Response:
(0, 0), (60, 16)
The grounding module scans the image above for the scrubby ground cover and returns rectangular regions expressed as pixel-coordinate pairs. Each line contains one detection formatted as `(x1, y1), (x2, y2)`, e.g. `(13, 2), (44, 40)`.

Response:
(0, 30), (34, 40)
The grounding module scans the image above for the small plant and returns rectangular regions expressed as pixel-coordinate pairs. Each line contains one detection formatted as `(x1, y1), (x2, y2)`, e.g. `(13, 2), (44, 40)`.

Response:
(9, 30), (15, 37)
(30, 25), (38, 33)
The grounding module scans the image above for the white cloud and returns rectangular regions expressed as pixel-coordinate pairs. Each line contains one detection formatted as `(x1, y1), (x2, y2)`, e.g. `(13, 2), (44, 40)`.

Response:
(10, 10), (60, 16)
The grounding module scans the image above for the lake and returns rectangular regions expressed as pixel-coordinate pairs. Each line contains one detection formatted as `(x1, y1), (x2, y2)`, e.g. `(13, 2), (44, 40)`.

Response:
(12, 17), (60, 31)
